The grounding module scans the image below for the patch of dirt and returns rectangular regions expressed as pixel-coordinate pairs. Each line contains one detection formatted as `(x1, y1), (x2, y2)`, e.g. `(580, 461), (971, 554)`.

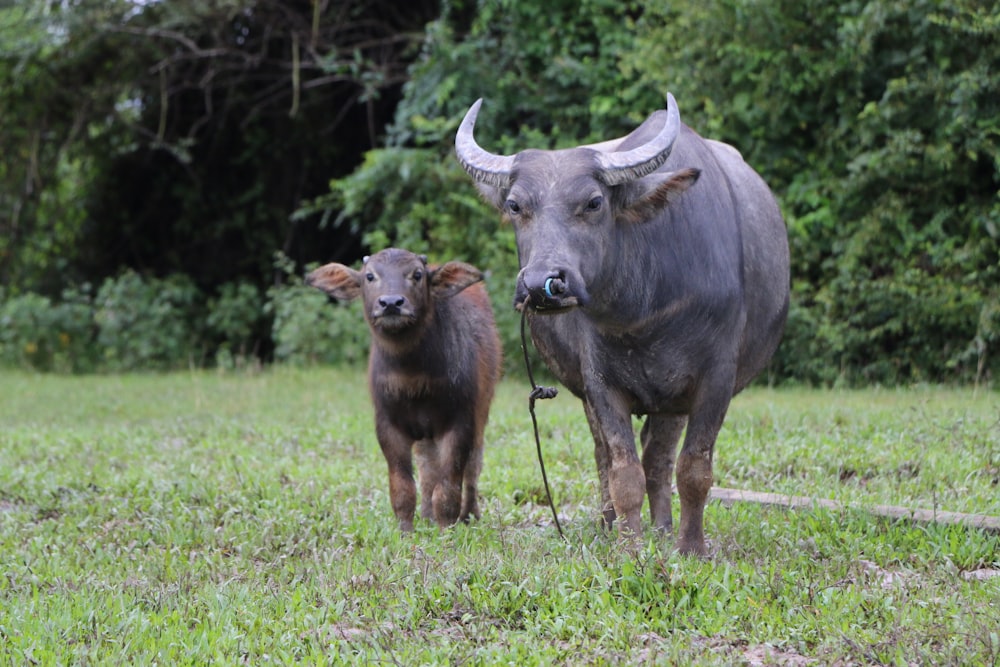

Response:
(742, 643), (816, 666)
(858, 559), (913, 589)
(636, 632), (817, 666)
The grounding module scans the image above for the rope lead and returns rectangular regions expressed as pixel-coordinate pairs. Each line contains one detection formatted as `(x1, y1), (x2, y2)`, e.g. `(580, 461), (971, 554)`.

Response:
(519, 299), (565, 541)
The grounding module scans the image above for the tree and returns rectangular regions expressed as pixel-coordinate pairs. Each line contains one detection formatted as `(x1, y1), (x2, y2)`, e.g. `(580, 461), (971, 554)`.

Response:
(297, 0), (653, 371)
(626, 0), (1000, 384)
(0, 0), (439, 295)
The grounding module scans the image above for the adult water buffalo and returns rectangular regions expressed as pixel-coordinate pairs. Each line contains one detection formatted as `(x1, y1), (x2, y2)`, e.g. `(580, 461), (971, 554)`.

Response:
(455, 93), (789, 556)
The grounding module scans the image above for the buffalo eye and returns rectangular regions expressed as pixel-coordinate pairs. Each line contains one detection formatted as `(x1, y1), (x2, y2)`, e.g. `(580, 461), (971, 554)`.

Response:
(365, 272), (375, 282)
(585, 195), (603, 212)
(412, 269), (423, 282)
(505, 199), (522, 215)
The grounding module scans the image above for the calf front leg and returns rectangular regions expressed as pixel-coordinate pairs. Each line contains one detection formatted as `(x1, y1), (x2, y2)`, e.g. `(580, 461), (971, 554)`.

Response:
(375, 419), (417, 532)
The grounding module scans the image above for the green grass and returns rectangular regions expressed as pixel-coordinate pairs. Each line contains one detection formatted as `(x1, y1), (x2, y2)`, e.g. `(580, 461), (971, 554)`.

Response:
(1, 368), (998, 665)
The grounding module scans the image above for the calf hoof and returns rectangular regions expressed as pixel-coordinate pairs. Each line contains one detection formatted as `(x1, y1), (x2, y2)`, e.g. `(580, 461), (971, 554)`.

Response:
(457, 509), (480, 524)
(652, 518), (674, 535)
(601, 505), (617, 532)
(432, 482), (462, 527)
(617, 510), (643, 539)
(675, 536), (709, 558)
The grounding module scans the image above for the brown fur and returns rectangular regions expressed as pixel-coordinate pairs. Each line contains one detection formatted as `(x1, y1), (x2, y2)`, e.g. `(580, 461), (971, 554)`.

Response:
(307, 248), (502, 531)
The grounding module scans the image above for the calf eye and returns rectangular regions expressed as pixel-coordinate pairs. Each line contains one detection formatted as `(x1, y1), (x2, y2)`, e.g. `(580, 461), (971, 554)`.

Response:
(505, 199), (521, 215)
(412, 270), (423, 282)
(585, 196), (603, 212)
(365, 272), (375, 282)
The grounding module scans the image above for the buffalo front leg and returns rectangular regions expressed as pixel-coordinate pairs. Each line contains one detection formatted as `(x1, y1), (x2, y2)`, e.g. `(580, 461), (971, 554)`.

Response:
(375, 421), (417, 532)
(584, 390), (644, 537)
(641, 414), (686, 534)
(674, 378), (733, 556)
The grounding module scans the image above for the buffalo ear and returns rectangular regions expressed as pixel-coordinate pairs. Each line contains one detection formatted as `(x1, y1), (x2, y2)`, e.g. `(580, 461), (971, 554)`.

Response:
(474, 182), (507, 211)
(430, 261), (484, 298)
(617, 168), (701, 224)
(305, 263), (363, 302)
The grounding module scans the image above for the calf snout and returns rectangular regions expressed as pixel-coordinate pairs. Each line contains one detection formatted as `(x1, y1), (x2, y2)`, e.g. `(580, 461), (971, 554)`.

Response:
(377, 294), (406, 315)
(516, 267), (589, 312)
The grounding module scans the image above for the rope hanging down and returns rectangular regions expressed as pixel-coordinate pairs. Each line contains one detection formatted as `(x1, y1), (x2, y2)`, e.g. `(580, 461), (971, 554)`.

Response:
(519, 299), (565, 541)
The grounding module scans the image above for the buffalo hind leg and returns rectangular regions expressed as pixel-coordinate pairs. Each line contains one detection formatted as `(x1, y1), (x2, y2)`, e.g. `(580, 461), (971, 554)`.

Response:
(584, 401), (616, 530)
(641, 414), (686, 534)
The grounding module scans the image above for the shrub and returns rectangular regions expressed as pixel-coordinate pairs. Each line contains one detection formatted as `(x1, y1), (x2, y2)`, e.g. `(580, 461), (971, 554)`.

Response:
(93, 271), (203, 371)
(206, 281), (267, 369)
(265, 255), (367, 367)
(0, 285), (98, 373)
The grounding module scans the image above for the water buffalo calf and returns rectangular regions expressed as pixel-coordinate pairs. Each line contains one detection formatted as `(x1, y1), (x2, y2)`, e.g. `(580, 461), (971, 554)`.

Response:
(307, 248), (502, 531)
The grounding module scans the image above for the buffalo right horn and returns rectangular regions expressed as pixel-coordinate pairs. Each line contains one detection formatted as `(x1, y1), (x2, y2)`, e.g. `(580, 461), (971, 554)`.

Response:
(594, 93), (682, 187)
(454, 99), (515, 190)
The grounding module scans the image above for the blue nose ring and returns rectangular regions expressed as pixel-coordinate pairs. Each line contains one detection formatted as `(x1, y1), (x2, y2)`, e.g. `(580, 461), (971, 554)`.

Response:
(544, 277), (556, 298)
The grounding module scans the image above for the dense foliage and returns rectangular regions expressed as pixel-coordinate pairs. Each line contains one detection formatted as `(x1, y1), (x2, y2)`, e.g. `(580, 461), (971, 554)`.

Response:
(626, 0), (999, 385)
(0, 0), (436, 298)
(1, 0), (997, 385)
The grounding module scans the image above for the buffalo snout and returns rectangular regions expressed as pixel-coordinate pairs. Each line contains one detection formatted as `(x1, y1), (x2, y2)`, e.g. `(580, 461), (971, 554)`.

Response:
(516, 267), (589, 312)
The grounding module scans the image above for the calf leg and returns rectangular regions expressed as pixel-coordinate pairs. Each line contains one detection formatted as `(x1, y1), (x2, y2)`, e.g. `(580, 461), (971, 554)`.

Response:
(414, 439), (439, 521)
(584, 390), (644, 537)
(459, 434), (484, 523)
(432, 425), (474, 527)
(375, 420), (417, 532)
(641, 414), (686, 533)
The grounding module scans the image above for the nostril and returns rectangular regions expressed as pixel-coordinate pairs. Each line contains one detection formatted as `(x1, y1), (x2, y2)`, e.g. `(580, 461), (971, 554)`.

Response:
(543, 276), (567, 298)
(378, 295), (405, 309)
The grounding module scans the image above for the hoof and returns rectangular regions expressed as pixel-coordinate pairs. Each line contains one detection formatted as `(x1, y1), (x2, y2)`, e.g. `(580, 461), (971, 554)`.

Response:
(675, 537), (710, 559)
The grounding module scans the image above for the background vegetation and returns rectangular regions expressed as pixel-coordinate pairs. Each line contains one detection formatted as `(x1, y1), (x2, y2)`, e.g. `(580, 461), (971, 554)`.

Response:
(1, 369), (997, 664)
(1, 0), (998, 386)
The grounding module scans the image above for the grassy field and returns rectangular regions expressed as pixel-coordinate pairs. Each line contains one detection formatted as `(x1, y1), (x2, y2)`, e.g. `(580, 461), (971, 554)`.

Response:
(1, 368), (998, 665)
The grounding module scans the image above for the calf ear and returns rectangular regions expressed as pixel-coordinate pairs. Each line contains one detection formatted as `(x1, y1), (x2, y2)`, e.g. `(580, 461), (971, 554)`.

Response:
(430, 261), (484, 298)
(305, 263), (363, 302)
(617, 168), (700, 224)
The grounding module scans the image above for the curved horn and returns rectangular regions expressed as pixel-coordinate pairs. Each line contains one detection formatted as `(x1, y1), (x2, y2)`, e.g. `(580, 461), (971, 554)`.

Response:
(595, 93), (682, 186)
(454, 99), (515, 190)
